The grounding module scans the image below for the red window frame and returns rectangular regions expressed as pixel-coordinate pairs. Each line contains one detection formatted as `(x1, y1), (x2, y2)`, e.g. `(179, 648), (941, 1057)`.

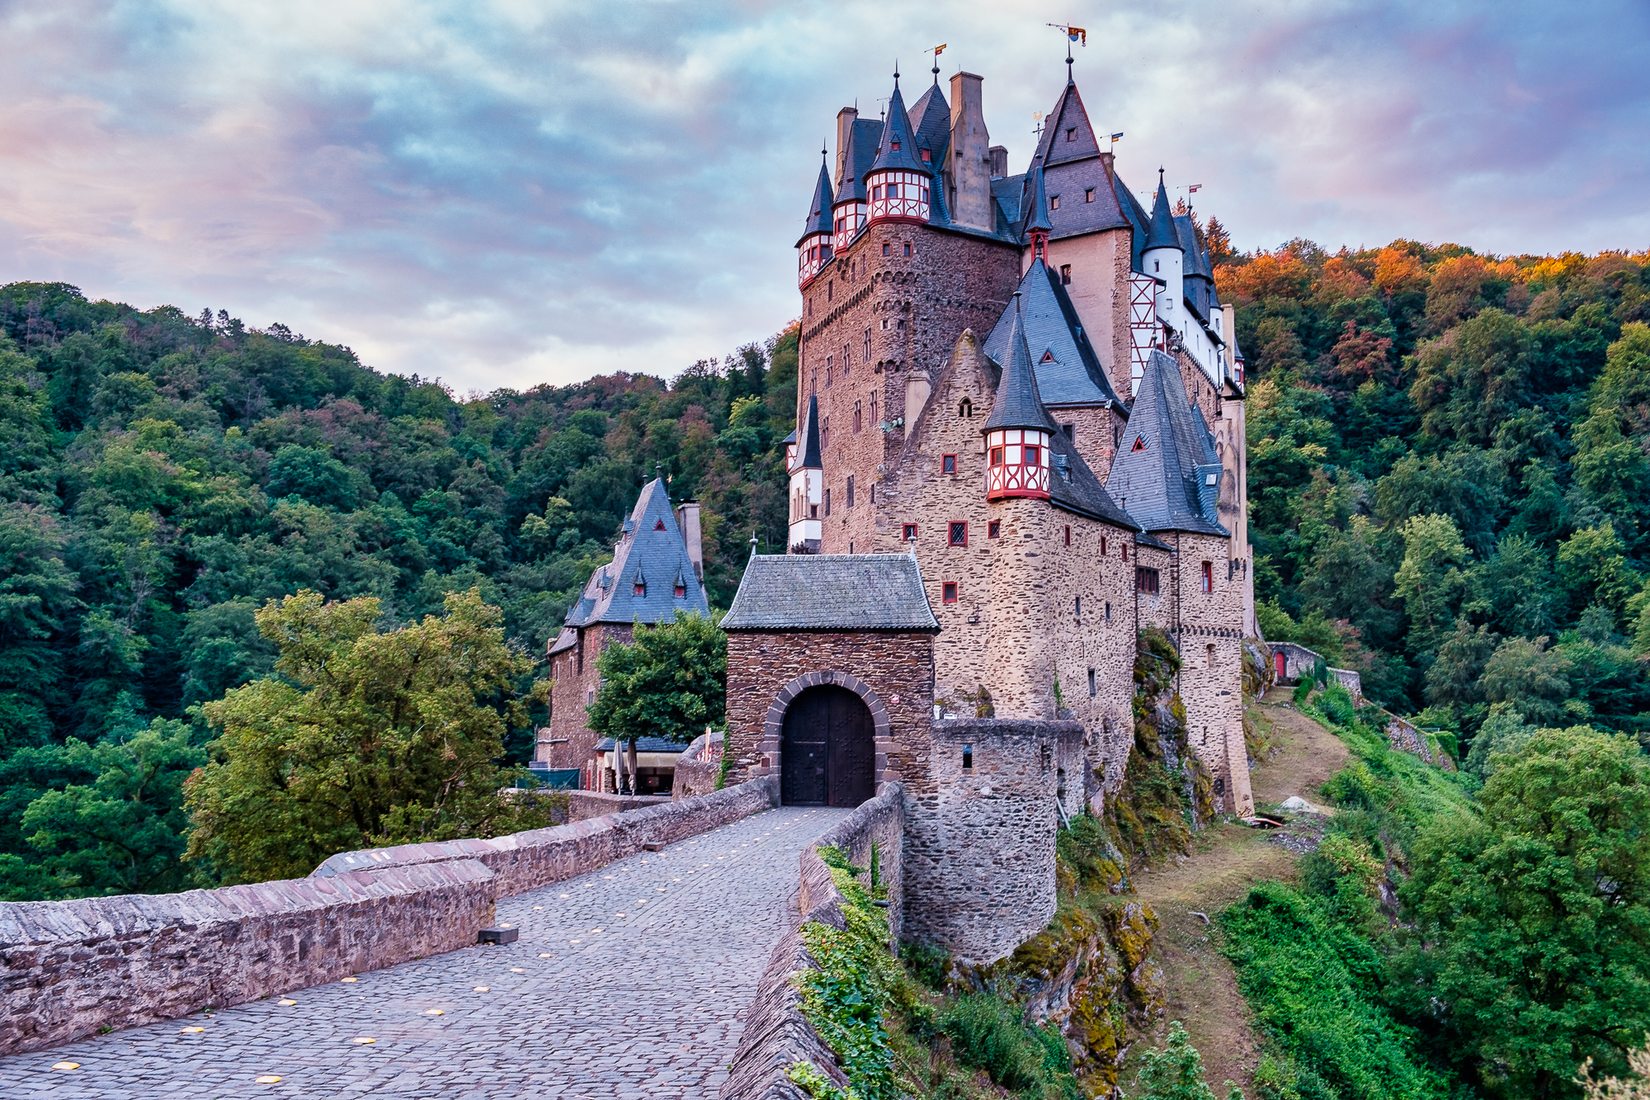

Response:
(1201, 561), (1214, 593)
(1136, 567), (1160, 595)
(987, 520), (1001, 539)
(948, 521), (968, 548)
(942, 581), (959, 604)
(941, 453), (958, 474)
(902, 523), (918, 542)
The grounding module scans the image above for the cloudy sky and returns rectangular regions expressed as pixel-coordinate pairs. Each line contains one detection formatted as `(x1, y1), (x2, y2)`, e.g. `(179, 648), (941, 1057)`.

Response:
(2, 0), (1645, 393)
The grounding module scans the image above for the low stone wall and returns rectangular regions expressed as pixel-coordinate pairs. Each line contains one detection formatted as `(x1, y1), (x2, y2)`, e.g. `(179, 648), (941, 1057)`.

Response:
(721, 783), (906, 1100)
(1270, 640), (1363, 702)
(1, 778), (780, 1056)
(673, 730), (725, 800)
(1384, 713), (1457, 771)
(0, 860), (494, 1056)
(564, 790), (672, 822)
(314, 777), (779, 897)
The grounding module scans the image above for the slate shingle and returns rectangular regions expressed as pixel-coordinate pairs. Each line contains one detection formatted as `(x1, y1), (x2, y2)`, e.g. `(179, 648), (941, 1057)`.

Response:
(720, 554), (939, 631)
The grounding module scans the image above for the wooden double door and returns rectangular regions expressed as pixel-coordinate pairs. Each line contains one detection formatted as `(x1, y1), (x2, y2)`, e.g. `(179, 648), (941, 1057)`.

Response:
(780, 685), (875, 807)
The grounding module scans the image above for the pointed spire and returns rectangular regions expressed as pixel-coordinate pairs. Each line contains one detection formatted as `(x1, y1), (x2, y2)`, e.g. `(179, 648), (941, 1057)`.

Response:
(796, 394), (823, 469)
(871, 69), (924, 174)
(984, 294), (1057, 434)
(1143, 169), (1182, 252)
(798, 150), (835, 242)
(1026, 166), (1053, 235)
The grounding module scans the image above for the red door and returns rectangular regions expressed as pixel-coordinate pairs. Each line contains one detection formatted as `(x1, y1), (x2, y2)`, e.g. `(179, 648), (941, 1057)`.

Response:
(1274, 651), (1286, 680)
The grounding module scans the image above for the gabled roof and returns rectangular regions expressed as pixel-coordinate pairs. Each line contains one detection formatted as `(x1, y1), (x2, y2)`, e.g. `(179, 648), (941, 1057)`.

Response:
(794, 394), (823, 470)
(983, 297), (1058, 434)
(796, 158), (835, 246)
(1105, 351), (1227, 536)
(908, 81), (951, 169)
(721, 554), (940, 632)
(547, 477), (711, 650)
(983, 263), (1121, 408)
(836, 118), (883, 203)
(1032, 78), (1101, 167)
(870, 78), (925, 174)
(1143, 173), (1182, 253)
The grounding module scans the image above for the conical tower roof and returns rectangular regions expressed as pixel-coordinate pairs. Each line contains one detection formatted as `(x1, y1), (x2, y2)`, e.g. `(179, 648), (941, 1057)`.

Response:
(795, 394), (823, 469)
(983, 296), (1057, 434)
(1143, 170), (1182, 252)
(1025, 165), (1053, 234)
(796, 155), (834, 246)
(871, 73), (925, 174)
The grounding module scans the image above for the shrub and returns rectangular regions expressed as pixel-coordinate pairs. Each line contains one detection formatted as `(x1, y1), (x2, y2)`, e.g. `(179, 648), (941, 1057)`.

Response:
(939, 994), (1044, 1091)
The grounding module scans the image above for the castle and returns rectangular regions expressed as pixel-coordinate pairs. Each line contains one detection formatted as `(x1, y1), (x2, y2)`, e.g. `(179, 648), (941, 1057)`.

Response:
(548, 58), (1260, 962)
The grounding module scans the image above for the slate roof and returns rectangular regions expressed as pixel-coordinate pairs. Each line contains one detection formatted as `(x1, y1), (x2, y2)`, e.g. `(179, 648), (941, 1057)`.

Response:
(1032, 78), (1101, 168)
(983, 297), (1059, 434)
(1143, 174), (1181, 253)
(983, 262), (1122, 408)
(796, 158), (835, 246)
(1177, 213), (1219, 324)
(1113, 171), (1152, 272)
(836, 118), (883, 203)
(794, 394), (823, 470)
(908, 81), (951, 169)
(546, 477), (711, 655)
(870, 78), (925, 174)
(594, 736), (691, 754)
(1024, 166), (1053, 234)
(1105, 350), (1228, 536)
(1047, 427), (1140, 530)
(992, 174), (1025, 228)
(721, 554), (940, 632)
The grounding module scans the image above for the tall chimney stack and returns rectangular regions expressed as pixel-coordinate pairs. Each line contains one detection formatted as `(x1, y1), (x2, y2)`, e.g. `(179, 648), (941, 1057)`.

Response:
(948, 72), (992, 231)
(834, 107), (859, 189)
(988, 145), (1009, 179)
(675, 501), (704, 582)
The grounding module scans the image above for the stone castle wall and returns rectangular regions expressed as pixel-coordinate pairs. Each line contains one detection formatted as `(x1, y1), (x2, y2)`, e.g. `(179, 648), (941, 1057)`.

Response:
(799, 220), (1019, 555)
(1, 779), (778, 1056)
(542, 622), (630, 773)
(903, 718), (1081, 964)
(1166, 531), (1253, 815)
(1040, 225), (1136, 400)
(722, 631), (935, 792)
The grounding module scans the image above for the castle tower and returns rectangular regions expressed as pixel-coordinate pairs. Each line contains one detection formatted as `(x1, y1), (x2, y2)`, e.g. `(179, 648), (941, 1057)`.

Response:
(983, 297), (1054, 501)
(788, 394), (825, 553)
(831, 113), (874, 252)
(1142, 171), (1184, 337)
(865, 72), (932, 225)
(796, 151), (835, 287)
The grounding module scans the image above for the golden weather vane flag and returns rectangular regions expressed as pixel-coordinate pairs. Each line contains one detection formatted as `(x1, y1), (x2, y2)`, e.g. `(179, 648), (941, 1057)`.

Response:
(1048, 23), (1087, 44)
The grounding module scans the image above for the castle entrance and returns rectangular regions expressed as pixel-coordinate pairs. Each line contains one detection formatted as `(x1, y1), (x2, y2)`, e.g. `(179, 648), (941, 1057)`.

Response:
(780, 685), (875, 807)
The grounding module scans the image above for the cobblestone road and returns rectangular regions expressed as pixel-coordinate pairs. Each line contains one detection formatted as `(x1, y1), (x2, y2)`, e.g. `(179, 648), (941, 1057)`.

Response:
(0, 806), (846, 1100)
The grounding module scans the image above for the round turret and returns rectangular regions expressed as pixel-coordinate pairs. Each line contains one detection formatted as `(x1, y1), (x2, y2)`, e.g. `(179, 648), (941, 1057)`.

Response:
(983, 295), (1055, 502)
(865, 71), (932, 226)
(797, 149), (835, 287)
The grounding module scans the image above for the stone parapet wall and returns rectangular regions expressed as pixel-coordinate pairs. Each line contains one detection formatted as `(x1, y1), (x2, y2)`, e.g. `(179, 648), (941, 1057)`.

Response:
(1270, 640), (1364, 701)
(314, 777), (779, 897)
(1, 779), (779, 1057)
(721, 783), (906, 1100)
(563, 790), (672, 822)
(0, 859), (495, 1056)
(904, 718), (1079, 964)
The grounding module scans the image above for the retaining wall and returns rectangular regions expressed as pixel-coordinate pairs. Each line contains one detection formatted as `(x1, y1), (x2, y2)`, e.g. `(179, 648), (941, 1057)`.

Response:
(0, 778), (779, 1056)
(721, 783), (906, 1100)
(672, 730), (725, 800)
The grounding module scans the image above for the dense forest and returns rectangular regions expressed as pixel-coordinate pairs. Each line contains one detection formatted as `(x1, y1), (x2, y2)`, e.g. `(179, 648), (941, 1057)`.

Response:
(0, 280), (797, 898)
(1222, 242), (1650, 742)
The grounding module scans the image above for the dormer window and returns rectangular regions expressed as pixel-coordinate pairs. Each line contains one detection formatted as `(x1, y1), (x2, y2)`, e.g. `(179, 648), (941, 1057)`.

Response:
(920, 148), (931, 162)
(1050, 194), (1061, 210)
(1065, 127), (1076, 142)
(674, 582), (687, 598)
(1085, 188), (1095, 203)
(634, 580), (646, 596)
(1132, 435), (1147, 452)
(654, 519), (666, 530)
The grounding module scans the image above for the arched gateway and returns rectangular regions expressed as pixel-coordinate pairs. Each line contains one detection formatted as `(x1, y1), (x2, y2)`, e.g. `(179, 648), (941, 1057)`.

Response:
(780, 685), (875, 807)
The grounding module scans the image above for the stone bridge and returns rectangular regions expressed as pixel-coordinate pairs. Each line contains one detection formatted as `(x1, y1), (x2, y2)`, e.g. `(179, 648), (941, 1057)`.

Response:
(0, 789), (865, 1099)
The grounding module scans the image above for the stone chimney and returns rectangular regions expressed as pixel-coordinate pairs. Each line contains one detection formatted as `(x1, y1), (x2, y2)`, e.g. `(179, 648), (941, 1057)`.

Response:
(988, 145), (1008, 179)
(834, 106), (858, 189)
(948, 72), (992, 231)
(675, 501), (704, 581)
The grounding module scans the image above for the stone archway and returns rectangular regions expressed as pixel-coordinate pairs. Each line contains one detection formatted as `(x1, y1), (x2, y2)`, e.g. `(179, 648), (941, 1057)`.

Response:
(764, 670), (892, 807)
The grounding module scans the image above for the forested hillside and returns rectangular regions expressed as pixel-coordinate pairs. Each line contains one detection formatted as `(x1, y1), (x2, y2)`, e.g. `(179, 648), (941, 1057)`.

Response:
(1223, 242), (1650, 742)
(0, 281), (797, 897)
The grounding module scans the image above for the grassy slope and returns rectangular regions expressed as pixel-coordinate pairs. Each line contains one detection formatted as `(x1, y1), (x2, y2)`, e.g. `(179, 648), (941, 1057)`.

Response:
(1116, 688), (1351, 1094)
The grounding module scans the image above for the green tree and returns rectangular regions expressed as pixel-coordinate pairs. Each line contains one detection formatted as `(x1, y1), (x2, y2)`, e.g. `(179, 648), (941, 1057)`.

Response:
(1135, 1022), (1245, 1100)
(1479, 635), (1573, 726)
(1399, 729), (1650, 1098)
(184, 588), (549, 883)
(586, 613), (726, 792)
(1393, 514), (1471, 659)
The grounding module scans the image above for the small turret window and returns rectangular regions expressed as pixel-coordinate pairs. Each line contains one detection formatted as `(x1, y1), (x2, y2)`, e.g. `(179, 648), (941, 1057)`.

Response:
(1085, 187), (1095, 203)
(989, 446), (1003, 465)
(654, 519), (666, 530)
(634, 580), (645, 596)
(1024, 445), (1041, 466)
(1050, 194), (1061, 210)
(674, 583), (686, 598)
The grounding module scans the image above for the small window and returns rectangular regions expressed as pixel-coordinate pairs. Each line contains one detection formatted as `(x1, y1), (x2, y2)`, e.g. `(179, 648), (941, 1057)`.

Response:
(1132, 435), (1147, 452)
(1064, 525), (1071, 546)
(633, 580), (645, 596)
(941, 453), (958, 474)
(1042, 350), (1056, 363)
(949, 521), (968, 547)
(959, 397), (974, 418)
(1084, 187), (1095, 203)
(903, 242), (912, 257)
(1065, 127), (1076, 142)
(921, 148), (932, 162)
(902, 523), (918, 542)
(824, 487), (831, 516)
(1201, 561), (1214, 593)
(988, 520), (1001, 539)
(942, 581), (959, 604)
(1074, 596), (1081, 616)
(1062, 422), (1075, 439)
(674, 583), (687, 598)
(1136, 566), (1161, 595)
(1105, 601), (1113, 622)
(1059, 264), (1072, 286)
(1024, 444), (1041, 466)
(654, 519), (666, 530)
(1088, 669), (1097, 697)
(1050, 194), (1061, 210)
(882, 242), (891, 256)
(989, 446), (1003, 465)
(1206, 643), (1217, 669)
(1101, 535), (1109, 555)
(846, 475), (855, 508)
(1121, 543), (1129, 563)
(961, 743), (973, 768)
